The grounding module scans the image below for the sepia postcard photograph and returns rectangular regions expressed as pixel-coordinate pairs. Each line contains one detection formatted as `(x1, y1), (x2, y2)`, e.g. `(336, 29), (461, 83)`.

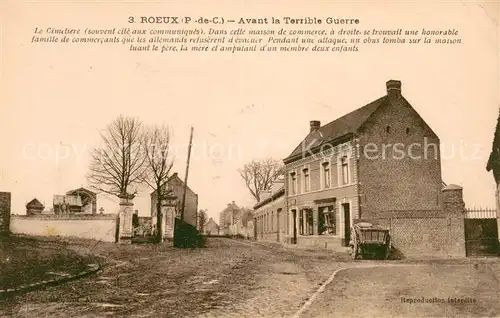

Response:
(0, 0), (499, 317)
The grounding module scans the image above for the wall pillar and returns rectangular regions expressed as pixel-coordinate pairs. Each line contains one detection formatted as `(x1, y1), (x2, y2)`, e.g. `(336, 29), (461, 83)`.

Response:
(0, 192), (11, 237)
(118, 195), (134, 244)
(441, 184), (466, 257)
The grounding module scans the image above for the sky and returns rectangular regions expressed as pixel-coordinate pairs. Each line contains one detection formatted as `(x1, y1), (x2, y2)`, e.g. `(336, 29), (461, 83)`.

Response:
(0, 0), (498, 222)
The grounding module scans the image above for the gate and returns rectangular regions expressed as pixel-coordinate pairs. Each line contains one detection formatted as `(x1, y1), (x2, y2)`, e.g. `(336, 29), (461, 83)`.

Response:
(464, 208), (499, 257)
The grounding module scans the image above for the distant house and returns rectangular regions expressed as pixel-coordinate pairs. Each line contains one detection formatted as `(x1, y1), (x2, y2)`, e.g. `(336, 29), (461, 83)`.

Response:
(240, 209), (254, 239)
(26, 198), (44, 216)
(202, 218), (219, 236)
(150, 172), (199, 232)
(219, 201), (240, 235)
(218, 202), (254, 237)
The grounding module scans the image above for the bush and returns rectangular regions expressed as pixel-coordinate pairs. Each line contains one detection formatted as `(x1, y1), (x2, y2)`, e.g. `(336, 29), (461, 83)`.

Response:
(173, 218), (205, 248)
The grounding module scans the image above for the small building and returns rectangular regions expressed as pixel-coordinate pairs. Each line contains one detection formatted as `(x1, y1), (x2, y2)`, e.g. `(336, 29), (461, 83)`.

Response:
(26, 198), (44, 216)
(150, 172), (199, 233)
(202, 218), (219, 236)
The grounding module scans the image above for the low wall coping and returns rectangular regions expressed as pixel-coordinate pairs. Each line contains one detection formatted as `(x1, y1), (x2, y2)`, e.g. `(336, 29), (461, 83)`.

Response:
(11, 214), (118, 221)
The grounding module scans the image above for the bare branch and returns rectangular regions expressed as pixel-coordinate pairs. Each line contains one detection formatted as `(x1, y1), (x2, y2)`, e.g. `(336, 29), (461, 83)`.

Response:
(237, 158), (284, 202)
(86, 115), (147, 198)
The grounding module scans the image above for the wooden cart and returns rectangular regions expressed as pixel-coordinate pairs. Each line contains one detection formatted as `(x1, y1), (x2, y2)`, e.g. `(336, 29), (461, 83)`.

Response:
(349, 222), (391, 260)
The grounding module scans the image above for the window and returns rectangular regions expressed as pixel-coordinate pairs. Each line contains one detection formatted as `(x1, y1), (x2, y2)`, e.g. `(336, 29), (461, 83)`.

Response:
(386, 126), (391, 133)
(271, 211), (274, 232)
(318, 205), (336, 235)
(290, 172), (297, 195)
(299, 211), (304, 235)
(322, 162), (331, 188)
(341, 156), (349, 184)
(406, 127), (410, 134)
(303, 168), (310, 192)
(306, 209), (314, 235)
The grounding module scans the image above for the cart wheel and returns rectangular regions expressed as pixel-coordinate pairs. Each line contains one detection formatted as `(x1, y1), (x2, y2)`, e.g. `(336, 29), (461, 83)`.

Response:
(351, 245), (359, 260)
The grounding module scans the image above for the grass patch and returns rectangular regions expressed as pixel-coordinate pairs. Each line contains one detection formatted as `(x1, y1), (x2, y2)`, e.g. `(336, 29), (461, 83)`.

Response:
(0, 235), (96, 290)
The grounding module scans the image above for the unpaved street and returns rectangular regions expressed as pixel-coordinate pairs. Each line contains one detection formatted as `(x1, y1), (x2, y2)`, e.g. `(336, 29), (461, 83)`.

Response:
(1, 238), (500, 317)
(0, 238), (346, 317)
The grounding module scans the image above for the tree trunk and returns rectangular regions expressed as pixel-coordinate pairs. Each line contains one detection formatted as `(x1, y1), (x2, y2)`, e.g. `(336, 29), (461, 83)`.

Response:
(156, 187), (162, 243)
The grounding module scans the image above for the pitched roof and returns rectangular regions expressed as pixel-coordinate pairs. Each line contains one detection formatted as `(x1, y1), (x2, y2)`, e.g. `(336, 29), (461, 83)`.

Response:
(223, 201), (240, 213)
(26, 198), (44, 208)
(206, 218), (219, 227)
(149, 172), (197, 197)
(285, 96), (387, 163)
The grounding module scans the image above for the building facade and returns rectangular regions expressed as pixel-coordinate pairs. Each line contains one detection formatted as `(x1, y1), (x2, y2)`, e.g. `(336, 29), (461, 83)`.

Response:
(282, 80), (443, 250)
(254, 179), (286, 243)
(150, 172), (199, 233)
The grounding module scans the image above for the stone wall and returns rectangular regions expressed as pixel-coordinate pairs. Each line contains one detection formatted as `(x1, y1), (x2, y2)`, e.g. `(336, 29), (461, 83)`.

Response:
(0, 192), (11, 236)
(10, 214), (118, 242)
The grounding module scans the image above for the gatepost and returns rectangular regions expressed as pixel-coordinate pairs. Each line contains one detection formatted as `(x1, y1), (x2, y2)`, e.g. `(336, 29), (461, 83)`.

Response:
(118, 194), (134, 244)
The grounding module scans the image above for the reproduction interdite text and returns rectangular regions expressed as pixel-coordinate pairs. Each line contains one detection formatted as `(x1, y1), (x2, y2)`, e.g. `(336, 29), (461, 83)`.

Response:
(30, 16), (463, 54)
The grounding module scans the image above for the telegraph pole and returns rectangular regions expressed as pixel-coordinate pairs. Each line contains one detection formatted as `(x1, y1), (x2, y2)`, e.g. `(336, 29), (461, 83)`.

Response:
(181, 126), (194, 221)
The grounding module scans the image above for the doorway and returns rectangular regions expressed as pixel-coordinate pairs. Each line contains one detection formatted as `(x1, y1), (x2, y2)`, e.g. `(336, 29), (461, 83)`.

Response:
(292, 209), (297, 244)
(342, 203), (351, 246)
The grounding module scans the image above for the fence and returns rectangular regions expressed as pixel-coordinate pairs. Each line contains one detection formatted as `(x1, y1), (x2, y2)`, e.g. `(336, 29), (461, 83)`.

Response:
(465, 208), (498, 219)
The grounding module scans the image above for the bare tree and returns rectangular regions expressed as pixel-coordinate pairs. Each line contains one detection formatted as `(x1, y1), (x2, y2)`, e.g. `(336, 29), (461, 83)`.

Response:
(87, 115), (147, 198)
(198, 209), (208, 232)
(142, 124), (175, 242)
(238, 158), (284, 202)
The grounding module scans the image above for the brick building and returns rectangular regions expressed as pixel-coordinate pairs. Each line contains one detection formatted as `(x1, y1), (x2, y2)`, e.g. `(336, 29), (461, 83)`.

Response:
(150, 172), (198, 232)
(283, 80), (444, 250)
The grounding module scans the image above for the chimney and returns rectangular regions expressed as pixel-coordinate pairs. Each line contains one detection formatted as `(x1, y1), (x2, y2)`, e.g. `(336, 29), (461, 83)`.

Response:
(386, 80), (402, 100)
(310, 120), (321, 132)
